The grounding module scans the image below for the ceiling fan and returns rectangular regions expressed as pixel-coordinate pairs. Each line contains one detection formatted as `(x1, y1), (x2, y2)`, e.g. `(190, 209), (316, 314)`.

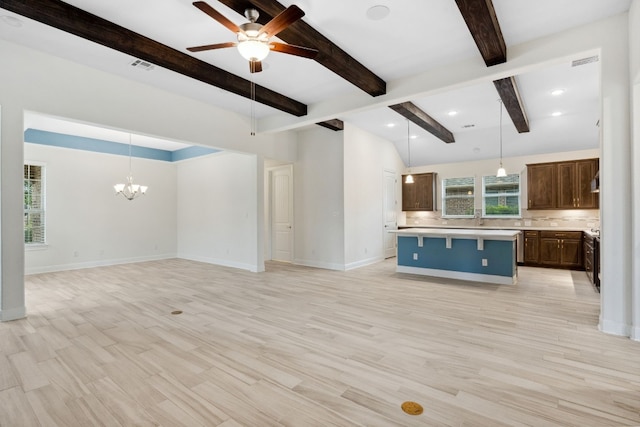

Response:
(187, 1), (318, 73)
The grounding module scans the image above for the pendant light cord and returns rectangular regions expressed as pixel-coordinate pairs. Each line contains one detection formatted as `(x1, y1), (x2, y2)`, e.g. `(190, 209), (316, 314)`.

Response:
(499, 99), (503, 167)
(128, 134), (133, 175)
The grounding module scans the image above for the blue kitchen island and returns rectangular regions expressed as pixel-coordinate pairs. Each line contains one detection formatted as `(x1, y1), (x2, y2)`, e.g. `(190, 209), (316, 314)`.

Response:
(389, 228), (519, 285)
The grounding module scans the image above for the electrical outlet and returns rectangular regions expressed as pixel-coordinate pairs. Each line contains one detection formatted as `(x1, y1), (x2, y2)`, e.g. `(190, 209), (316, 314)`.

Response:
(413, 253), (418, 260)
(550, 222), (558, 227)
(482, 258), (488, 267)
(514, 221), (521, 226)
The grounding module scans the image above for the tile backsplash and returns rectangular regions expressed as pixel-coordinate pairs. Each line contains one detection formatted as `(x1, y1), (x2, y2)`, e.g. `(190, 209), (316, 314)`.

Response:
(403, 209), (599, 229)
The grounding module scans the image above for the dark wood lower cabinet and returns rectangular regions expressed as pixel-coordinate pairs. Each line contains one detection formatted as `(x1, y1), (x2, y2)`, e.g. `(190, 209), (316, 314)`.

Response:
(523, 231), (540, 264)
(524, 230), (583, 270)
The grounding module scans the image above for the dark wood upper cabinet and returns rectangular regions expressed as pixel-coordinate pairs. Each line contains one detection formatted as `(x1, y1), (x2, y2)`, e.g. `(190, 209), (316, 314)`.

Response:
(575, 159), (599, 209)
(527, 163), (557, 209)
(402, 173), (436, 211)
(527, 158), (599, 210)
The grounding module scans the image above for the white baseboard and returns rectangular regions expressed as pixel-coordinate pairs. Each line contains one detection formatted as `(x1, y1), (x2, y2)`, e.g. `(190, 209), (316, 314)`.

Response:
(631, 326), (640, 342)
(599, 317), (632, 337)
(0, 305), (26, 322)
(25, 253), (178, 275)
(178, 254), (261, 273)
(345, 256), (384, 271)
(293, 258), (346, 271)
(396, 265), (517, 285)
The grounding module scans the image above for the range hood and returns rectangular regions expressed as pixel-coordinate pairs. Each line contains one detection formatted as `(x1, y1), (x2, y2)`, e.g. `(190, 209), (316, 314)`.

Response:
(591, 171), (600, 193)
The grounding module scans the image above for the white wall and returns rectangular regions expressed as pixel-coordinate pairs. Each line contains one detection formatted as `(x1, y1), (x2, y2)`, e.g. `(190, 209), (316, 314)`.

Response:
(0, 39), (296, 320)
(343, 124), (404, 269)
(294, 127), (345, 270)
(177, 152), (260, 272)
(24, 144), (177, 274)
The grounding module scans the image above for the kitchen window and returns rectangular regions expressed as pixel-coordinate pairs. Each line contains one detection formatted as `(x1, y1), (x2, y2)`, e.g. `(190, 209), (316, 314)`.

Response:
(442, 177), (475, 217)
(482, 173), (520, 218)
(24, 163), (46, 245)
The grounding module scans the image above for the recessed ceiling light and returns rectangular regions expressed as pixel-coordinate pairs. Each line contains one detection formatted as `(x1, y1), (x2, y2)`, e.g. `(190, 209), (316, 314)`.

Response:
(366, 5), (390, 20)
(552, 111), (563, 117)
(448, 111), (458, 116)
(0, 15), (23, 27)
(386, 123), (395, 128)
(410, 135), (417, 139)
(551, 89), (565, 96)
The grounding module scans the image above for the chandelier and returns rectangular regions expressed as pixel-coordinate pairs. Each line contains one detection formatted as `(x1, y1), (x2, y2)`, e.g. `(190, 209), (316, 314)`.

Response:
(114, 134), (148, 200)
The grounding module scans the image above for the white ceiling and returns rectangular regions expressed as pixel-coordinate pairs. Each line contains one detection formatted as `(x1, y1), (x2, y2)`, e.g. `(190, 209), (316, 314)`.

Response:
(0, 1), (631, 164)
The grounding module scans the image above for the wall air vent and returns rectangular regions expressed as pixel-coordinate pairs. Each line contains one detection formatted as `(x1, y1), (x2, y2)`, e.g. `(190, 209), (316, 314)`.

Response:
(572, 55), (599, 67)
(129, 59), (155, 71)
(461, 124), (475, 128)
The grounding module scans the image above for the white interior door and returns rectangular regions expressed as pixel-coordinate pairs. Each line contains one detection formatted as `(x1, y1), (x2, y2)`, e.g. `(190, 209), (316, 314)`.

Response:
(271, 166), (293, 262)
(384, 170), (398, 258)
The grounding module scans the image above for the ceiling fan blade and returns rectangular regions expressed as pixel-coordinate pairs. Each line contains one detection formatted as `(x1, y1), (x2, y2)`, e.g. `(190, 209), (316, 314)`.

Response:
(193, 1), (241, 34)
(270, 42), (318, 59)
(260, 5), (305, 37)
(249, 61), (263, 73)
(187, 41), (237, 52)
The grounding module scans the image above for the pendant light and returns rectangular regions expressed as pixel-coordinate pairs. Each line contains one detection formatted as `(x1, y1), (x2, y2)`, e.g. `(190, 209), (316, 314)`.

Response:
(405, 119), (414, 184)
(114, 134), (148, 200)
(496, 99), (507, 178)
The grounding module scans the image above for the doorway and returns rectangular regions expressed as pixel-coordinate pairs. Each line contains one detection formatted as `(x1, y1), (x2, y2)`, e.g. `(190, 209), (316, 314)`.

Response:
(383, 169), (397, 258)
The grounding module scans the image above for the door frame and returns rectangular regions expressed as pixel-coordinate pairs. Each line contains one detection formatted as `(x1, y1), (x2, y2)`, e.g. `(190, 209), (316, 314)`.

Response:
(265, 164), (294, 262)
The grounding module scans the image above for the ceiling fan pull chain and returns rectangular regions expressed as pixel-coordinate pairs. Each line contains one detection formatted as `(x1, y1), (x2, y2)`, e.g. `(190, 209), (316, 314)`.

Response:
(250, 77), (256, 136)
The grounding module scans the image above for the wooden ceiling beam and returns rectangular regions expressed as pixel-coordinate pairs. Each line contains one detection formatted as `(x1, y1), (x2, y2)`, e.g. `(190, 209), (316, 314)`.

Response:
(316, 119), (344, 131)
(455, 0), (506, 66)
(493, 76), (530, 133)
(218, 0), (386, 97)
(0, 0), (308, 116)
(389, 102), (455, 144)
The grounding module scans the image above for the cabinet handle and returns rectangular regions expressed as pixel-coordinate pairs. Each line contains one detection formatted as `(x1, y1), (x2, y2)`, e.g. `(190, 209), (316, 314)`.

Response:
(529, 200), (531, 208)
(557, 239), (560, 249)
(577, 198), (580, 207)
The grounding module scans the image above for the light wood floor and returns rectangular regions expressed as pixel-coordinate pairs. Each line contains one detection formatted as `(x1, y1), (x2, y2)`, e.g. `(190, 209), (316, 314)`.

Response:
(1, 259), (639, 426)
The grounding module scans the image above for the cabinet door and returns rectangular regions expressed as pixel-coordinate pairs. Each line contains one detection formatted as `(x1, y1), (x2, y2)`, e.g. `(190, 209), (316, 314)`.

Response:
(560, 239), (582, 268)
(402, 173), (435, 211)
(415, 173), (434, 211)
(402, 177), (417, 210)
(540, 238), (560, 265)
(527, 163), (556, 209)
(557, 162), (576, 209)
(524, 231), (539, 264)
(575, 159), (598, 209)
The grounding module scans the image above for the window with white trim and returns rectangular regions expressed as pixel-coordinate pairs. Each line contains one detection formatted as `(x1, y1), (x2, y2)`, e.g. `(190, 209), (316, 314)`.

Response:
(24, 163), (46, 244)
(442, 177), (475, 217)
(482, 173), (521, 218)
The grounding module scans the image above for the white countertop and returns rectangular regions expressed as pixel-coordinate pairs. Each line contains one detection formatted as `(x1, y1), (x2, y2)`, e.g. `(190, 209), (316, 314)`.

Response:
(398, 224), (594, 232)
(389, 228), (520, 240)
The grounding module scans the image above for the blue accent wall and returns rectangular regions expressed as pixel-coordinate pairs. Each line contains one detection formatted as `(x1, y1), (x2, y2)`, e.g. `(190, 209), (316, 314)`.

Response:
(24, 129), (219, 162)
(397, 236), (515, 277)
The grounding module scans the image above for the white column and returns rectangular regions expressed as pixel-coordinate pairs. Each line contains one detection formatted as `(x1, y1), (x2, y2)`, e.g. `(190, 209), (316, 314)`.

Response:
(629, 0), (640, 341)
(599, 18), (632, 336)
(0, 104), (26, 321)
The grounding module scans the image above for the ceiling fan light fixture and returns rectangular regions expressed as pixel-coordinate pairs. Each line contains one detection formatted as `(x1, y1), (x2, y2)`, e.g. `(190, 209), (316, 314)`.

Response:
(237, 32), (270, 62)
